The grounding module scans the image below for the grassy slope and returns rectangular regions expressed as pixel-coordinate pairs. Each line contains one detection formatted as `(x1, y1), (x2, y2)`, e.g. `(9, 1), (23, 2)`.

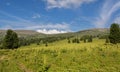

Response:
(0, 28), (109, 38)
(76, 28), (109, 37)
(0, 39), (120, 72)
(0, 30), (46, 38)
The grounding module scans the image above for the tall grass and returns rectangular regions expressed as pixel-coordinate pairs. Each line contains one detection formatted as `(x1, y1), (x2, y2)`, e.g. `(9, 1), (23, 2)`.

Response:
(0, 39), (120, 72)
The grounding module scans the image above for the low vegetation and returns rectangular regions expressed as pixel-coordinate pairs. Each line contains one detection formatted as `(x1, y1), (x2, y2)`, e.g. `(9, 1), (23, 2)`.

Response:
(0, 39), (120, 72)
(0, 23), (120, 72)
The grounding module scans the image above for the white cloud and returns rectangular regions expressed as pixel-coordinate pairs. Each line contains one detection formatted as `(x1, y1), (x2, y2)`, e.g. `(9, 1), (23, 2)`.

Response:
(0, 10), (31, 23)
(94, 0), (120, 28)
(0, 11), (70, 31)
(0, 10), (72, 34)
(36, 29), (67, 34)
(0, 10), (34, 30)
(32, 13), (41, 19)
(114, 16), (120, 24)
(24, 23), (69, 30)
(0, 25), (13, 30)
(45, 0), (96, 9)
(0, 19), (70, 31)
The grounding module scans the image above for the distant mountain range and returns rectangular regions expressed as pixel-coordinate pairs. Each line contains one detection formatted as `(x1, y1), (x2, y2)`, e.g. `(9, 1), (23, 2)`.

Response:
(0, 28), (109, 38)
(76, 28), (109, 36)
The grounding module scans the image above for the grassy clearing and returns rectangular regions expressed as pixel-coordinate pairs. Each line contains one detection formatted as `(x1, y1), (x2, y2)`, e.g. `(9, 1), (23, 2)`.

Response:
(0, 39), (120, 72)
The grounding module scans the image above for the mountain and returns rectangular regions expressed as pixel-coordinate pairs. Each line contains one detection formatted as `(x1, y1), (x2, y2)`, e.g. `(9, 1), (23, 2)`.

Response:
(42, 28), (109, 39)
(0, 30), (46, 38)
(76, 28), (109, 36)
(14, 30), (40, 35)
(0, 30), (40, 34)
(0, 28), (109, 38)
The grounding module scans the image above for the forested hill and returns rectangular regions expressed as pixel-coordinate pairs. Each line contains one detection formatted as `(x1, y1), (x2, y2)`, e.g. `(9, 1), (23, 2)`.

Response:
(0, 28), (109, 38)
(0, 28), (109, 48)
(76, 28), (109, 36)
(0, 30), (42, 35)
(0, 30), (46, 37)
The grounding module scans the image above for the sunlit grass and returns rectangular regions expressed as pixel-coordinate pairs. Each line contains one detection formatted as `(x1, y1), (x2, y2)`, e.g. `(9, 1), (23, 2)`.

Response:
(0, 39), (120, 72)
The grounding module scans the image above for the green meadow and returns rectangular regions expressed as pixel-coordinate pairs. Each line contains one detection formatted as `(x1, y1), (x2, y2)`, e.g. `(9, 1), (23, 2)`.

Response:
(0, 39), (120, 72)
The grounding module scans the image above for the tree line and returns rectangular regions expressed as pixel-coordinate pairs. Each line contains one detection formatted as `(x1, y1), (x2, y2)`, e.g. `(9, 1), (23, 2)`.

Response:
(67, 23), (120, 44)
(67, 35), (93, 44)
(0, 29), (72, 49)
(0, 23), (120, 49)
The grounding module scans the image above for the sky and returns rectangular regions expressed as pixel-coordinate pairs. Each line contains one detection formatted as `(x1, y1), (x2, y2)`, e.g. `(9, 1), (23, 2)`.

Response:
(0, 0), (120, 34)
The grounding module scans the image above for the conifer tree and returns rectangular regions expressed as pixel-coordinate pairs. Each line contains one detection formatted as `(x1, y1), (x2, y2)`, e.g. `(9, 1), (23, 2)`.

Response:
(3, 29), (19, 49)
(109, 23), (120, 44)
(88, 36), (93, 42)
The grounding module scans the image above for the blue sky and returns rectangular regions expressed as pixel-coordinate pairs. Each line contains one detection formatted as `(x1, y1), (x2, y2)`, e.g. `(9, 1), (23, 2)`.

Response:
(0, 0), (120, 34)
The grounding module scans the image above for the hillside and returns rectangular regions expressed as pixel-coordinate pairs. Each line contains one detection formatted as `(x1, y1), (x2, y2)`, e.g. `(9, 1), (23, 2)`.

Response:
(76, 28), (109, 36)
(0, 28), (120, 72)
(0, 30), (43, 35)
(0, 30), (46, 38)
(14, 30), (41, 35)
(49, 28), (109, 38)
(0, 28), (109, 38)
(0, 39), (120, 72)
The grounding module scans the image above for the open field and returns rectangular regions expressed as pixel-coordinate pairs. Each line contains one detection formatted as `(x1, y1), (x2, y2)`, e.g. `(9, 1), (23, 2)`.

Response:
(0, 39), (120, 72)
(1, 0), (120, 72)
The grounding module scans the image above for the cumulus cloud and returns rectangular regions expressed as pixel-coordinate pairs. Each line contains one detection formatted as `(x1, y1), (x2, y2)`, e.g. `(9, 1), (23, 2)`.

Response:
(94, 0), (120, 28)
(36, 29), (67, 34)
(45, 0), (96, 9)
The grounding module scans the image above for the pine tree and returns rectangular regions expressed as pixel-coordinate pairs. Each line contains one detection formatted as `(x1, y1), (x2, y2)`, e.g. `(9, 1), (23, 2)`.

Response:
(88, 36), (93, 42)
(3, 29), (19, 49)
(109, 23), (120, 44)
